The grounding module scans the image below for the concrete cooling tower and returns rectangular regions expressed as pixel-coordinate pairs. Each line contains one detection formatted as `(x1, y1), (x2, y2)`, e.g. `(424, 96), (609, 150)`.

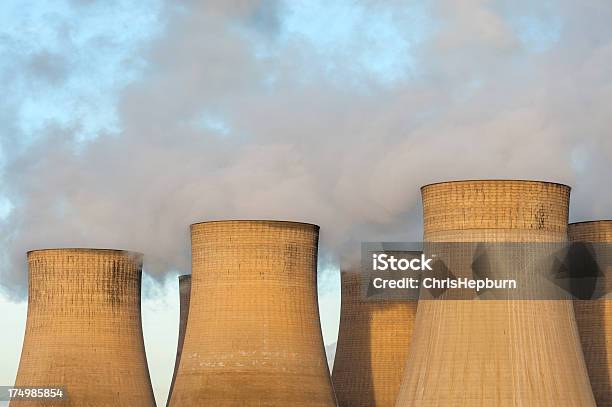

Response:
(168, 220), (336, 406)
(569, 220), (612, 406)
(331, 270), (417, 407)
(13, 248), (156, 407)
(166, 274), (191, 406)
(395, 180), (595, 406)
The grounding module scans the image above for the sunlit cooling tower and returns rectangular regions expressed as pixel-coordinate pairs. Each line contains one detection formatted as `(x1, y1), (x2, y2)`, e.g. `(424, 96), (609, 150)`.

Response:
(331, 270), (417, 407)
(569, 220), (612, 406)
(166, 274), (191, 407)
(13, 249), (156, 407)
(395, 180), (595, 406)
(168, 220), (336, 406)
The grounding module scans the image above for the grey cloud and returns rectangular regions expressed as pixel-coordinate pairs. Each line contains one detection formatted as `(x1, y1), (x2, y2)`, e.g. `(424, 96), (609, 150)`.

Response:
(27, 52), (68, 84)
(1, 0), (612, 297)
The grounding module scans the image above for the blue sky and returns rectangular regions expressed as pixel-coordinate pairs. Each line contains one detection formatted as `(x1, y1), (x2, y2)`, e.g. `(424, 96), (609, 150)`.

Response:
(0, 0), (566, 157)
(1, 0), (612, 405)
(0, 0), (163, 142)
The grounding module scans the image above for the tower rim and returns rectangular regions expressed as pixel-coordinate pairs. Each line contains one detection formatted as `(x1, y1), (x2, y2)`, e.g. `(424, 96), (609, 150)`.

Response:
(420, 179), (571, 191)
(569, 220), (612, 226)
(190, 219), (320, 230)
(26, 248), (143, 258)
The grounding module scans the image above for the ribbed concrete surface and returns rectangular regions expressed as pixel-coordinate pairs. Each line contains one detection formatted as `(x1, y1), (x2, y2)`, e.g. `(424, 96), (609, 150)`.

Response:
(332, 271), (417, 407)
(169, 220), (336, 406)
(570, 220), (612, 406)
(166, 274), (191, 406)
(396, 180), (595, 406)
(570, 221), (612, 242)
(13, 249), (156, 407)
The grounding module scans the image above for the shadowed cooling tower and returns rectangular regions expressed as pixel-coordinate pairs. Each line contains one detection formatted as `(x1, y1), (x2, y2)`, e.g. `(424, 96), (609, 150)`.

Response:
(168, 220), (336, 406)
(13, 248), (156, 407)
(395, 180), (595, 406)
(166, 274), (191, 407)
(569, 220), (612, 406)
(331, 270), (417, 407)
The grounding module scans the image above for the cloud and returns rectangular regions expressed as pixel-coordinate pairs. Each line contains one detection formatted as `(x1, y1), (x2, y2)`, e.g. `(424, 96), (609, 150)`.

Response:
(1, 0), (612, 297)
(26, 52), (69, 84)
(0, 0), (163, 143)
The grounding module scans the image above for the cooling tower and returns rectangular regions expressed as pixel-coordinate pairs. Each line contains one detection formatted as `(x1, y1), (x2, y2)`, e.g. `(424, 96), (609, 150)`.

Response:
(569, 220), (612, 406)
(395, 180), (595, 406)
(332, 270), (417, 407)
(168, 220), (336, 406)
(166, 274), (191, 407)
(13, 248), (156, 407)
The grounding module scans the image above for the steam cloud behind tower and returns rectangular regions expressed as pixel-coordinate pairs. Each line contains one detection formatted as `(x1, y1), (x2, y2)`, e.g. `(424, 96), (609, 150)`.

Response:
(13, 249), (156, 407)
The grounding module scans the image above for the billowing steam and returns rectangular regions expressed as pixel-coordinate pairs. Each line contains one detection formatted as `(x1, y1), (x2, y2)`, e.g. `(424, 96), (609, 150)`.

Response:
(1, 0), (611, 298)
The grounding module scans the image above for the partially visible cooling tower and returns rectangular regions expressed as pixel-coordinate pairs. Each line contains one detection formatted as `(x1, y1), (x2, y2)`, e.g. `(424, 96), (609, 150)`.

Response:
(166, 274), (191, 406)
(169, 220), (336, 406)
(13, 248), (156, 407)
(396, 180), (595, 406)
(332, 270), (417, 407)
(569, 220), (612, 406)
